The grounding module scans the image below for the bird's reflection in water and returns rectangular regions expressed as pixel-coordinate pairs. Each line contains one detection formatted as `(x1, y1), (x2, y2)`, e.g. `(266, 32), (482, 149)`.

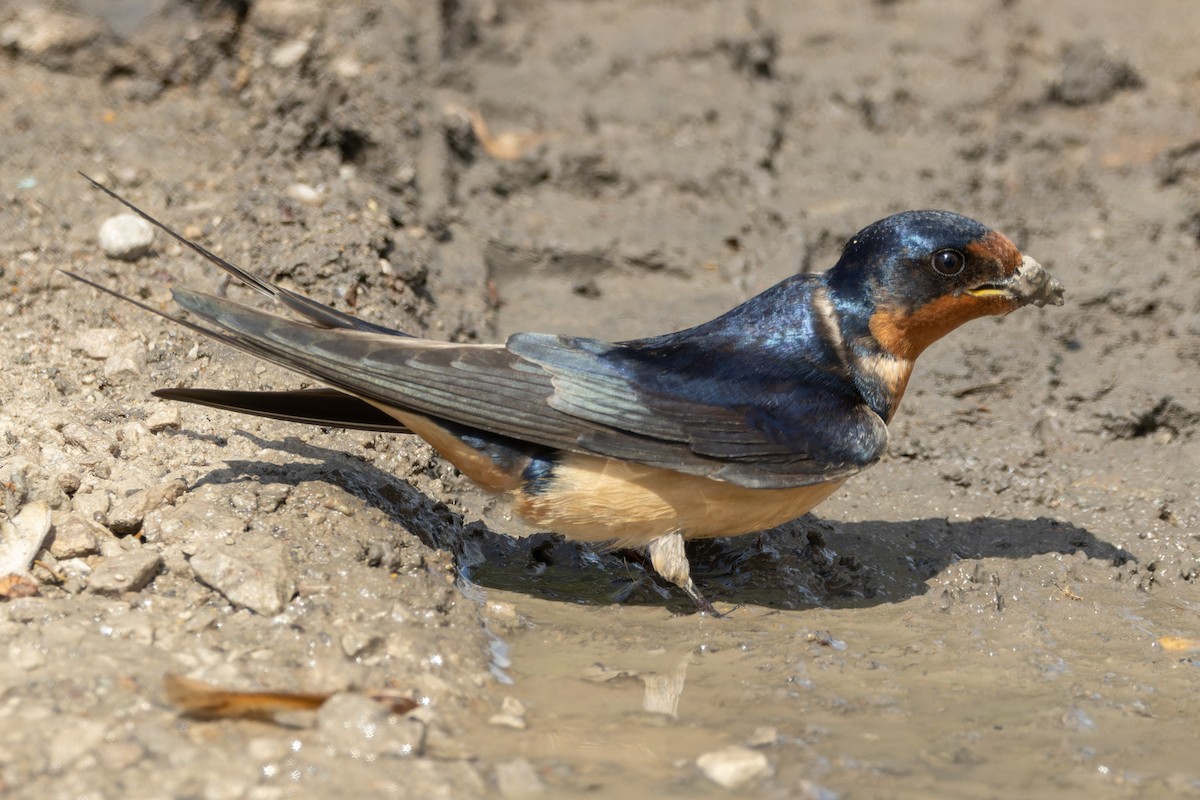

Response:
(640, 655), (690, 718)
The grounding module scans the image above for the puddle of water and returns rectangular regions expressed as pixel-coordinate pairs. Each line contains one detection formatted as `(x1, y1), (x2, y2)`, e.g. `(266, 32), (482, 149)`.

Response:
(462, 587), (1200, 797)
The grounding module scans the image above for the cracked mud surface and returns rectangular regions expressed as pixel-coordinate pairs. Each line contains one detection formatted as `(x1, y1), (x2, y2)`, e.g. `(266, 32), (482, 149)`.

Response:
(2, 1), (1198, 797)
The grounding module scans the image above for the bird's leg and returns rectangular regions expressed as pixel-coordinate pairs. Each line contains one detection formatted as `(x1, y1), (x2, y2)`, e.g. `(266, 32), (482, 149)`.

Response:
(647, 532), (720, 616)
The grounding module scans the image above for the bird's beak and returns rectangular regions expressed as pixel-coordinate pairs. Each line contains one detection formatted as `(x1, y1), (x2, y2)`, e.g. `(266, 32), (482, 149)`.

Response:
(967, 255), (1065, 308)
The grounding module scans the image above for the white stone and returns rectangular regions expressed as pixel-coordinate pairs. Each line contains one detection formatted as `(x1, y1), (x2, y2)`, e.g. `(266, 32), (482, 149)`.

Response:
(99, 214), (155, 261)
(145, 405), (181, 433)
(87, 549), (163, 595)
(696, 745), (771, 790)
(285, 182), (324, 206)
(103, 339), (147, 383)
(270, 39), (309, 69)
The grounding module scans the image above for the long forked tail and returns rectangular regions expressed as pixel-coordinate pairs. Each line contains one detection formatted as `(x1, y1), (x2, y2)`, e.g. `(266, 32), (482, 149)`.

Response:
(68, 173), (423, 433)
(65, 268), (416, 432)
(76, 172), (410, 337)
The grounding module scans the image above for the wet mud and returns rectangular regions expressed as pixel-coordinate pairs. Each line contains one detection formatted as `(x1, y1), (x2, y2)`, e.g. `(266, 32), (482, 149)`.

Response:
(1, 1), (1198, 797)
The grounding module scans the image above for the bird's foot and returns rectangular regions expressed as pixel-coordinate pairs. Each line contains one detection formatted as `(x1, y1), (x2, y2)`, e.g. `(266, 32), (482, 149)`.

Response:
(679, 579), (722, 617)
(646, 532), (727, 617)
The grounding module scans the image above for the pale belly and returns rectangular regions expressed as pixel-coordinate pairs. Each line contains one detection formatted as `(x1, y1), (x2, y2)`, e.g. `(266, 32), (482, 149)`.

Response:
(513, 451), (848, 548)
(373, 401), (850, 547)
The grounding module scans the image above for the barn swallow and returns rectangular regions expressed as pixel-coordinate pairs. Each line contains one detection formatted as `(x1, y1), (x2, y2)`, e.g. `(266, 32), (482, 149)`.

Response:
(69, 175), (1065, 614)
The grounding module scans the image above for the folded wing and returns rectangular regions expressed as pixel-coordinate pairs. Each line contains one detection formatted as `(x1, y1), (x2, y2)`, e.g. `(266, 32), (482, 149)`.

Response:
(169, 290), (888, 489)
(73, 177), (887, 491)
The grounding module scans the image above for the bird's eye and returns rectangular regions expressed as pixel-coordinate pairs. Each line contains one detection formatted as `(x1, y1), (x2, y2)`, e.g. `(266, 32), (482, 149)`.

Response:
(931, 249), (965, 276)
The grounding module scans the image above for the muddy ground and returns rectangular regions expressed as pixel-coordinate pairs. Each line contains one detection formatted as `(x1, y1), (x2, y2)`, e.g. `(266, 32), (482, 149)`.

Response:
(1, 0), (1198, 797)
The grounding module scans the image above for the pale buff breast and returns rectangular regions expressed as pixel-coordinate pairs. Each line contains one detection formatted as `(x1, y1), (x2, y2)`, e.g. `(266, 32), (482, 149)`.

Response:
(370, 400), (850, 547)
(513, 451), (847, 547)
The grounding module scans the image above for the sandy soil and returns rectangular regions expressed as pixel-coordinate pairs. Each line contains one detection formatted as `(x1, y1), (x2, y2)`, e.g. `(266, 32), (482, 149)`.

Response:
(2, 1), (1198, 797)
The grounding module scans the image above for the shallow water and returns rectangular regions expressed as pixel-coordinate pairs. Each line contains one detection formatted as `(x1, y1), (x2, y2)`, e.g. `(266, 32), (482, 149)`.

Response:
(467, 579), (1199, 797)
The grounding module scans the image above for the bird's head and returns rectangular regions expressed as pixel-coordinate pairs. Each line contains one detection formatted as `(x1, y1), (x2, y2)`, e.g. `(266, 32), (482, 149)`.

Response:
(828, 210), (1065, 361)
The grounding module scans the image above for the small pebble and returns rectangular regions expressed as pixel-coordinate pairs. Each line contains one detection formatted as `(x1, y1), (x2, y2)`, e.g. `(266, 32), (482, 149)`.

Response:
(143, 479), (187, 513)
(500, 696), (527, 716)
(88, 549), (164, 595)
(107, 491), (149, 535)
(487, 713), (527, 730)
(61, 422), (117, 456)
(98, 214), (155, 261)
(0, 7), (104, 59)
(103, 340), (147, 383)
(144, 498), (242, 545)
(48, 513), (102, 559)
(341, 627), (383, 659)
(57, 472), (82, 496)
(58, 556), (94, 589)
(145, 406), (180, 433)
(332, 54), (362, 79)
(111, 166), (148, 187)
(484, 599), (518, 622)
(746, 725), (781, 748)
(696, 745), (771, 790)
(72, 490), (112, 527)
(488, 696), (528, 730)
(1051, 39), (1141, 106)
(252, 0), (323, 32)
(258, 484), (291, 512)
(74, 327), (123, 359)
(188, 539), (296, 615)
(285, 182), (325, 206)
(496, 758), (545, 797)
(270, 39), (309, 69)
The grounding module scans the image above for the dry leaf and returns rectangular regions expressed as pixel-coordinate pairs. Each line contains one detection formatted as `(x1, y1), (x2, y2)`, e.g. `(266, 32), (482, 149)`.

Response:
(163, 674), (418, 722)
(0, 573), (39, 599)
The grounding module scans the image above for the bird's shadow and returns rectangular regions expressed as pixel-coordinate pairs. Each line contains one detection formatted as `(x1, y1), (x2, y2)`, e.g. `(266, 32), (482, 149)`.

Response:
(467, 514), (1133, 613)
(173, 428), (1132, 614)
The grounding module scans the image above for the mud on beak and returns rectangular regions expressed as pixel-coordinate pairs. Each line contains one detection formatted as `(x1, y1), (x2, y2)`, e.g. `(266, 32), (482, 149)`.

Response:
(968, 256), (1065, 308)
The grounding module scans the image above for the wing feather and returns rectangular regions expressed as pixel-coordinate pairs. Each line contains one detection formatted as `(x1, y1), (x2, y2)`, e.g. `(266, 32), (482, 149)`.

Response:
(75, 177), (888, 491)
(167, 291), (886, 488)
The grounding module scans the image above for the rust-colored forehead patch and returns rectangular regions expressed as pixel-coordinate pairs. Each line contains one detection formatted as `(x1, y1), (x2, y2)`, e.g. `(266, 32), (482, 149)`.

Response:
(965, 230), (1022, 274)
